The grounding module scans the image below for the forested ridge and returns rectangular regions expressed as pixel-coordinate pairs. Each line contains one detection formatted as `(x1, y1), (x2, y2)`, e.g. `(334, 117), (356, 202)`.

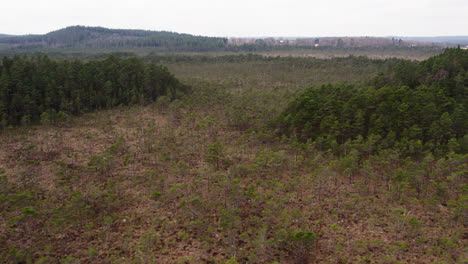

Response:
(0, 26), (228, 52)
(275, 48), (468, 156)
(0, 55), (188, 127)
(0, 26), (449, 55)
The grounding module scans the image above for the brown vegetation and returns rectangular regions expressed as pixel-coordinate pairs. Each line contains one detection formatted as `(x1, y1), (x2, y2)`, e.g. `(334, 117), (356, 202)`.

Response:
(0, 55), (466, 263)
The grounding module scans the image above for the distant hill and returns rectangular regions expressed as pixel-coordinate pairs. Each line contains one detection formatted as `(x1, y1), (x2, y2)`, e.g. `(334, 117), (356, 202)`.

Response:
(0, 26), (454, 54)
(0, 26), (228, 52)
(0, 34), (13, 38)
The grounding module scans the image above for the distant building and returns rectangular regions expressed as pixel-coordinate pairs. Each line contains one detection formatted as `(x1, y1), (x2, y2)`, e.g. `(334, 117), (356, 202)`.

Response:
(462, 45), (468, 50)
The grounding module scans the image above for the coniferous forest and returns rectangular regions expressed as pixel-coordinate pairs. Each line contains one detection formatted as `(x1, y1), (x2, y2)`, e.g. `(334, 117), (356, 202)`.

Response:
(0, 26), (228, 52)
(0, 56), (187, 127)
(275, 49), (468, 156)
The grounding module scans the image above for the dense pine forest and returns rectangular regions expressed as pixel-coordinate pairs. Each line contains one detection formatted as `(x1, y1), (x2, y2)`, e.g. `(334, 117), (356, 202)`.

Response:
(275, 49), (468, 156)
(0, 48), (466, 263)
(0, 55), (187, 127)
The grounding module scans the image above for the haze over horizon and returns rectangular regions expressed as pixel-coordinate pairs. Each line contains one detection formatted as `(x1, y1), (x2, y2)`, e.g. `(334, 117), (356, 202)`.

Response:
(2, 0), (467, 37)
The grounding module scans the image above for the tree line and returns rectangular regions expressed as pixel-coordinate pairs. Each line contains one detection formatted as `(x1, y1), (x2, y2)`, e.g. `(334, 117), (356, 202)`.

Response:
(145, 52), (403, 66)
(0, 55), (188, 127)
(275, 48), (468, 156)
(0, 26), (447, 54)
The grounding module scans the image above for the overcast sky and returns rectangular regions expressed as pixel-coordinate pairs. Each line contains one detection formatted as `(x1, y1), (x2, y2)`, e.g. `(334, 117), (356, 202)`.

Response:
(2, 0), (467, 37)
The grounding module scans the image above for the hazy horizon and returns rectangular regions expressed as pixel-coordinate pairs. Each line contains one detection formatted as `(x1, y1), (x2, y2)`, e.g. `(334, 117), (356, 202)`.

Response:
(2, 0), (467, 37)
(2, 25), (468, 39)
